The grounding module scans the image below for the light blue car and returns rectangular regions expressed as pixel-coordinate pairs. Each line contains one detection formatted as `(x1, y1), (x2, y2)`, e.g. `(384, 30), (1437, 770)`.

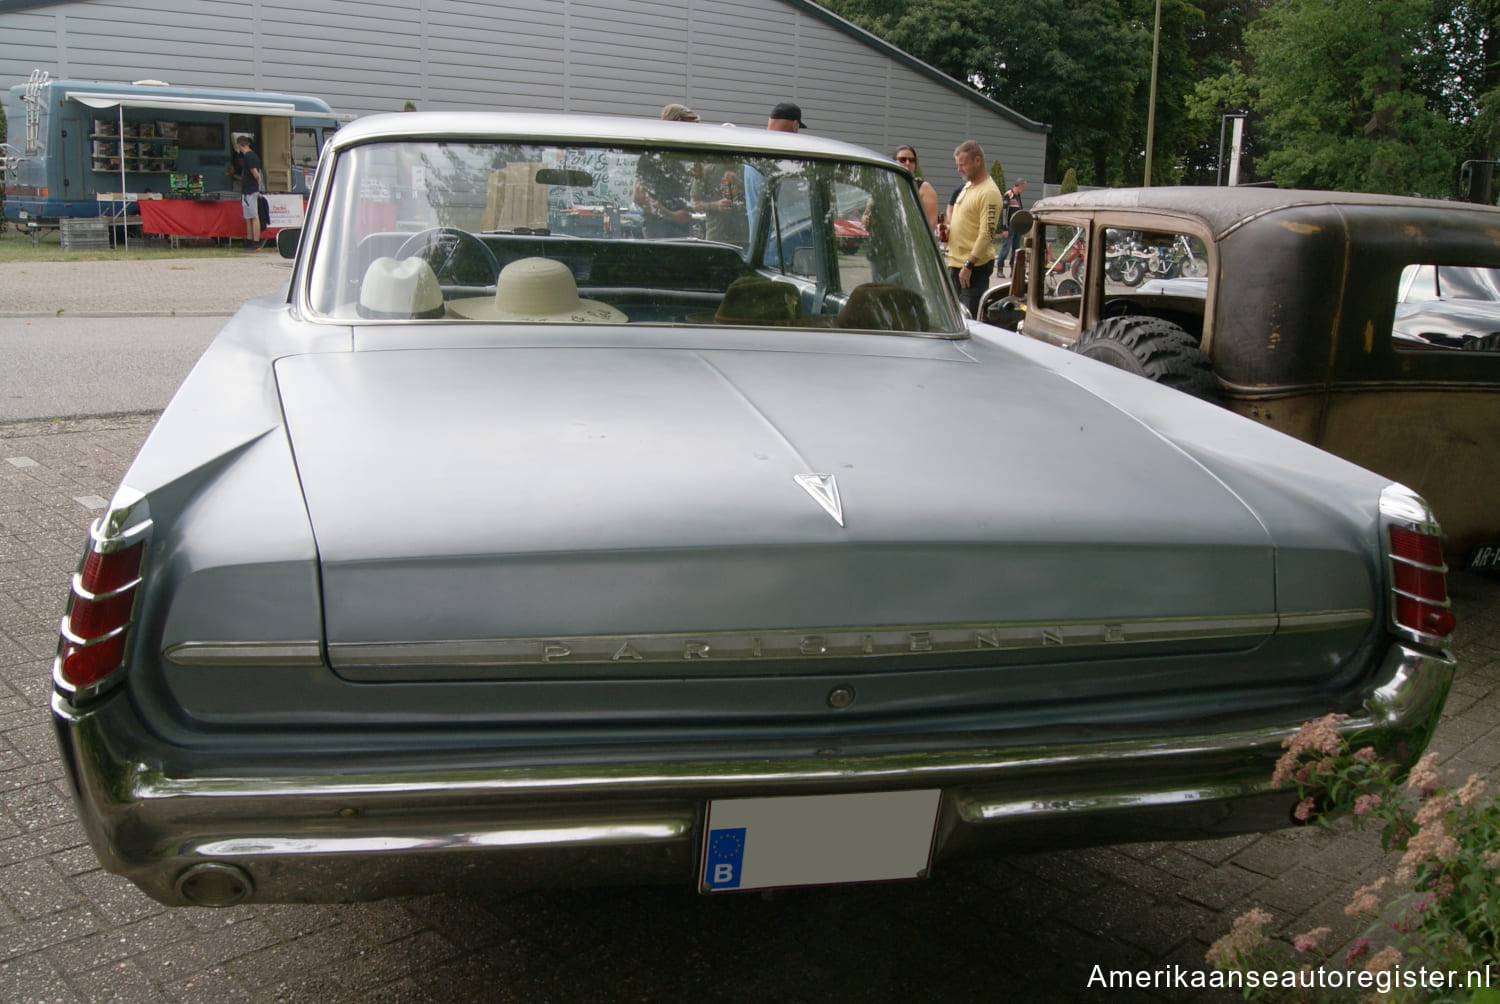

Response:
(52, 113), (1455, 906)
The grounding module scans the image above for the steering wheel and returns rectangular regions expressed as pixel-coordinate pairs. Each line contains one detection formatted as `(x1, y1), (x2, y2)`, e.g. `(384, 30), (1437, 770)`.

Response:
(395, 227), (499, 287)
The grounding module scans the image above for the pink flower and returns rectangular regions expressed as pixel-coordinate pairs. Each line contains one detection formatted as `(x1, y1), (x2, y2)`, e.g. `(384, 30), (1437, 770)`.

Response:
(1273, 714), (1347, 788)
(1343, 936), (1371, 965)
(1345, 878), (1388, 917)
(1396, 819), (1460, 882)
(1353, 794), (1382, 817)
(1205, 908), (1274, 968)
(1458, 773), (1486, 806)
(1413, 794), (1455, 828)
(1292, 927), (1331, 953)
(1406, 752), (1442, 794)
(1352, 746), (1379, 764)
(1393, 890), (1438, 930)
(1366, 946), (1403, 973)
(1293, 797), (1316, 821)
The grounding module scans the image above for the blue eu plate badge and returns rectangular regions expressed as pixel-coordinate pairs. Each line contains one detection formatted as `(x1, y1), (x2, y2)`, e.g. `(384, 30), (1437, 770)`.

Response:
(699, 791), (940, 893)
(704, 827), (747, 889)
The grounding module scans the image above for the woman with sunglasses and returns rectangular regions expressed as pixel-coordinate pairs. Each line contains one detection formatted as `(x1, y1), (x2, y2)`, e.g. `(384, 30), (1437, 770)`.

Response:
(894, 145), (939, 230)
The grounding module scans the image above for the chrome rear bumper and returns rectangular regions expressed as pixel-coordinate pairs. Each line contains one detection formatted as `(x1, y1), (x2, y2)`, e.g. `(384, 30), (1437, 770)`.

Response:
(52, 643), (1453, 906)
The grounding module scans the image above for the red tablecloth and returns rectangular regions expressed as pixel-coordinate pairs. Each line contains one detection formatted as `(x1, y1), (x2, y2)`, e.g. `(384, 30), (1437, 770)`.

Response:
(138, 199), (283, 239)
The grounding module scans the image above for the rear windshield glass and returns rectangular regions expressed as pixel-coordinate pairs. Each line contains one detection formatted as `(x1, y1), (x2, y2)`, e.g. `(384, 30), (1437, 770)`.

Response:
(304, 138), (965, 336)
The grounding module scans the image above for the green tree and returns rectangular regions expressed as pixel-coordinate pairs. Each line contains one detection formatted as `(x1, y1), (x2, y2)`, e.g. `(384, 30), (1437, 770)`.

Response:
(989, 158), (1006, 194)
(1060, 166), (1078, 193)
(1439, 2), (1500, 202)
(1175, 0), (1270, 182)
(1207, 0), (1455, 194)
(824, 0), (1149, 186)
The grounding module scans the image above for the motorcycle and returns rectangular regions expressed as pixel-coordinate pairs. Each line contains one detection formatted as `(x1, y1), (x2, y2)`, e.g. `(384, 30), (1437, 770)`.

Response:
(1106, 235), (1147, 286)
(1044, 229), (1086, 297)
(1174, 234), (1208, 278)
(1109, 234), (1206, 286)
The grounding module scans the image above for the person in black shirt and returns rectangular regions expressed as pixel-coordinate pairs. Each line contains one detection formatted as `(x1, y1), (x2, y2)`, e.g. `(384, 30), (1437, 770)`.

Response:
(235, 135), (266, 249)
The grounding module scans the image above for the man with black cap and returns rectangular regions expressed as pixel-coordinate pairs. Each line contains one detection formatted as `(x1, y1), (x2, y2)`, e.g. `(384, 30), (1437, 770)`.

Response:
(767, 102), (805, 133)
(745, 102), (809, 263)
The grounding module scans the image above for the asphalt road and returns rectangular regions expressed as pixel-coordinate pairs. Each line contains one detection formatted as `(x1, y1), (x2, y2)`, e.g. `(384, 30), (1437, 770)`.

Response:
(0, 316), (220, 421)
(0, 253), (288, 421)
(1, 257), (1498, 1003)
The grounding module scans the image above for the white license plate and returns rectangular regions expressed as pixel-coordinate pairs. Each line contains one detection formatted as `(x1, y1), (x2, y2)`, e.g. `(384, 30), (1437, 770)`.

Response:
(699, 790), (940, 893)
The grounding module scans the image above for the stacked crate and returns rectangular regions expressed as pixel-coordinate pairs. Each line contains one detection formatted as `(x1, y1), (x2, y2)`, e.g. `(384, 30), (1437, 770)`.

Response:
(60, 216), (111, 250)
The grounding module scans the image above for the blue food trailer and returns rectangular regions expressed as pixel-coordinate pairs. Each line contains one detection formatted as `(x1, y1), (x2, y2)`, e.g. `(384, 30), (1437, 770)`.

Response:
(3, 69), (340, 228)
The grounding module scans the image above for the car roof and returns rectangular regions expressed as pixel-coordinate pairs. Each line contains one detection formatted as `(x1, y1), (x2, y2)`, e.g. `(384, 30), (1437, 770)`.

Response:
(329, 111), (894, 166)
(1032, 186), (1500, 238)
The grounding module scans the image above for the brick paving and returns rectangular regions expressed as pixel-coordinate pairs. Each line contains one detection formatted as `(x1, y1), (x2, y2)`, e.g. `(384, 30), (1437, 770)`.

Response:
(1, 259), (1498, 1002)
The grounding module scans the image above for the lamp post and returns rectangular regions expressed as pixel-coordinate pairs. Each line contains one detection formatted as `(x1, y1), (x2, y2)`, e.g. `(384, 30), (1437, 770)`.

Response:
(1143, 0), (1162, 186)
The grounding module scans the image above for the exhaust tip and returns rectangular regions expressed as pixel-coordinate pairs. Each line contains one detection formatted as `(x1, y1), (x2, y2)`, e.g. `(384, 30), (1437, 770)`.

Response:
(175, 862), (254, 906)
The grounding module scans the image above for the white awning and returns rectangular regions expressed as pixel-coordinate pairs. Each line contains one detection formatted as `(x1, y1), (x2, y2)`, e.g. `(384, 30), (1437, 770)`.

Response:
(65, 91), (300, 117)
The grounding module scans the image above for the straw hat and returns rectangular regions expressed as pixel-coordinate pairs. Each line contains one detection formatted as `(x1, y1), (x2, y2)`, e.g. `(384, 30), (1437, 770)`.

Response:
(689, 276), (804, 325)
(357, 257), (446, 319)
(448, 258), (627, 323)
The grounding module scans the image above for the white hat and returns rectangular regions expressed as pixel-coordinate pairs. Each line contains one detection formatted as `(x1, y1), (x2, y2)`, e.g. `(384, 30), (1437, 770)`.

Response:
(448, 257), (627, 323)
(357, 256), (445, 319)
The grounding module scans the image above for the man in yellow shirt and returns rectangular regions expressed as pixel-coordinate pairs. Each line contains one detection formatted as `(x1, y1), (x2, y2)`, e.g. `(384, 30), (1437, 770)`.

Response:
(946, 140), (1002, 318)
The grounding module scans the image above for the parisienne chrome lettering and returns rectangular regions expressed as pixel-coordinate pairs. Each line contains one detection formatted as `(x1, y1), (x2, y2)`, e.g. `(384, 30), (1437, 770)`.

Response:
(321, 611), (1364, 671)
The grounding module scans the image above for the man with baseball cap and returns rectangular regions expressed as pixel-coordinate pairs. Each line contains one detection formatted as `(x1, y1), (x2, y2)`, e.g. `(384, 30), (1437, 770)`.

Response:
(767, 102), (806, 132)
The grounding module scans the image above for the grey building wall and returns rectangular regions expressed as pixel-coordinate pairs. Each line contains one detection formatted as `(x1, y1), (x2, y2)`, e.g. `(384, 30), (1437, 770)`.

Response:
(0, 0), (1047, 187)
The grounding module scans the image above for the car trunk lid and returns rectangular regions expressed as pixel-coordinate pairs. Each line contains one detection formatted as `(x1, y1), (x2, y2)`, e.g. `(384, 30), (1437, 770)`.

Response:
(275, 340), (1277, 680)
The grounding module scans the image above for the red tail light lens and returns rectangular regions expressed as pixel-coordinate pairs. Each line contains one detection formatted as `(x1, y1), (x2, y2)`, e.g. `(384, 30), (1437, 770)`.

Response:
(59, 634), (130, 690)
(80, 543), (143, 594)
(58, 538), (146, 693)
(1388, 525), (1455, 640)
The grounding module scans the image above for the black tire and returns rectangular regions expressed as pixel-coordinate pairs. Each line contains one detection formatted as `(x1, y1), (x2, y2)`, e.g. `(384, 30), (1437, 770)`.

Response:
(1119, 259), (1145, 286)
(1072, 315), (1220, 401)
(1056, 278), (1081, 297)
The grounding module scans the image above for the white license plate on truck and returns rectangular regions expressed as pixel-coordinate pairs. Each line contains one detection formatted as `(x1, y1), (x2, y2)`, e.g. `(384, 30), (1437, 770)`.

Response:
(699, 790), (941, 893)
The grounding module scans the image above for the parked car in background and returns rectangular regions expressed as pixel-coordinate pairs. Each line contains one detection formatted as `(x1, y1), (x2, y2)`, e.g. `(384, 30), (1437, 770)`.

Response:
(53, 116), (1455, 907)
(1394, 264), (1500, 351)
(988, 187), (1500, 565)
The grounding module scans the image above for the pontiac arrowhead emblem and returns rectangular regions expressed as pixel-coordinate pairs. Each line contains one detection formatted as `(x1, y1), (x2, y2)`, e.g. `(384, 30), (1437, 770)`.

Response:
(794, 473), (844, 527)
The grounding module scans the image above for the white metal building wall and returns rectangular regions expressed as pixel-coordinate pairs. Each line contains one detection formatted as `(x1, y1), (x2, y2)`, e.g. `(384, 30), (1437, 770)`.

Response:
(0, 0), (1048, 185)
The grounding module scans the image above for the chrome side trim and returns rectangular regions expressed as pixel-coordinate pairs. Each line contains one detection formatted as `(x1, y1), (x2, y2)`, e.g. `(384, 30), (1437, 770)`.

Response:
(320, 609), (1371, 671)
(190, 817), (692, 858)
(1276, 609), (1374, 632)
(959, 786), (1233, 823)
(163, 641), (323, 667)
